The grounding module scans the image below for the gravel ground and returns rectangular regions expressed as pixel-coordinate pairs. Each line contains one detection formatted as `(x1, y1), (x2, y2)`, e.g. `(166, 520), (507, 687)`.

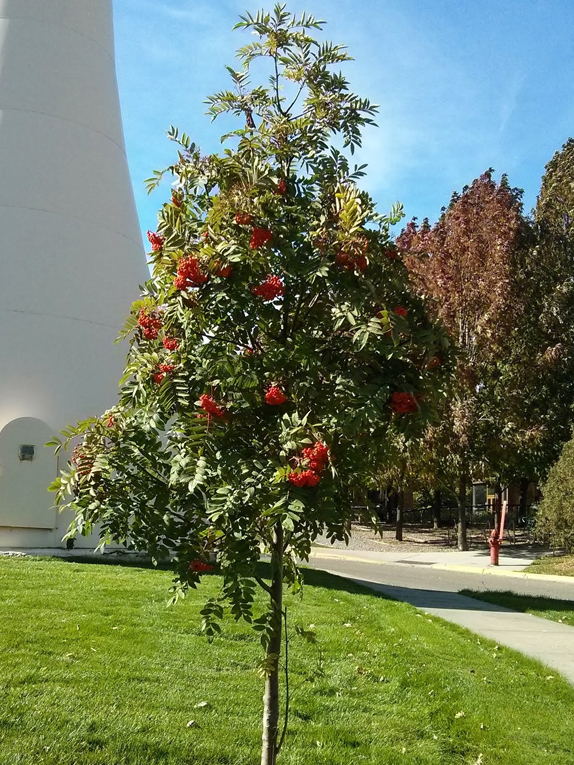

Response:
(316, 524), (493, 553)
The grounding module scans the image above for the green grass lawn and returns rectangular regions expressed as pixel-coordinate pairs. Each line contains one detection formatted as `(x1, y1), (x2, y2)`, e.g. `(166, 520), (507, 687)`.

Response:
(2, 557), (574, 765)
(460, 589), (574, 627)
(527, 553), (574, 577)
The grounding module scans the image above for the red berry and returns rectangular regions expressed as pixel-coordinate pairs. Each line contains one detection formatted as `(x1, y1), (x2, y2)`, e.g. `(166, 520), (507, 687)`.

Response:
(174, 255), (209, 290)
(163, 337), (179, 351)
(428, 356), (441, 369)
(139, 309), (162, 340)
(190, 560), (214, 572)
(265, 386), (287, 405)
(154, 372), (165, 385)
(395, 306), (408, 317)
(147, 231), (165, 252)
(251, 275), (284, 301)
(391, 392), (418, 414)
(250, 227), (272, 249)
(171, 193), (182, 208)
(215, 263), (232, 278)
(199, 394), (226, 419)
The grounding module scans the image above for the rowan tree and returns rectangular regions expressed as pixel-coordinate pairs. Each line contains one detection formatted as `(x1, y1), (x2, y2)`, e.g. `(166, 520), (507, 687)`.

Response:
(50, 7), (450, 763)
(398, 172), (525, 548)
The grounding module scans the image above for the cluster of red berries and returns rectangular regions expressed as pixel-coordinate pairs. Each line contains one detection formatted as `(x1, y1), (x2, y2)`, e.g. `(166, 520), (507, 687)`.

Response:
(250, 227), (273, 249)
(289, 442), (330, 488)
(275, 179), (287, 196)
(107, 415), (115, 428)
(138, 309), (162, 340)
(265, 386), (287, 405)
(163, 337), (179, 351)
(174, 255), (209, 290)
(171, 192), (182, 208)
(337, 252), (368, 271)
(199, 394), (226, 419)
(289, 470), (321, 487)
(234, 212), (253, 226)
(251, 275), (284, 301)
(147, 231), (165, 252)
(335, 237), (369, 272)
(385, 246), (399, 260)
(189, 560), (214, 572)
(428, 356), (441, 369)
(395, 306), (408, 317)
(391, 392), (419, 414)
(215, 262), (232, 278)
(154, 363), (175, 385)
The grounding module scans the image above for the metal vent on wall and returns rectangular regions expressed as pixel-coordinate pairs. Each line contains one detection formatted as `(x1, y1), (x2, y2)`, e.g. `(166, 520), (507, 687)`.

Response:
(18, 444), (35, 461)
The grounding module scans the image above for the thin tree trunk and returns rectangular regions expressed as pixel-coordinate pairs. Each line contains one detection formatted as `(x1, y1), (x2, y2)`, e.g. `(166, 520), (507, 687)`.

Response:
(494, 480), (503, 532)
(519, 477), (529, 521)
(457, 479), (468, 551)
(261, 522), (283, 765)
(395, 492), (403, 541)
(432, 489), (442, 530)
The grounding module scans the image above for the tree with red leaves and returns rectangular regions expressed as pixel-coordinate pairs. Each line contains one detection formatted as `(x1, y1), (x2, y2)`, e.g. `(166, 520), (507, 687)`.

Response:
(398, 170), (526, 549)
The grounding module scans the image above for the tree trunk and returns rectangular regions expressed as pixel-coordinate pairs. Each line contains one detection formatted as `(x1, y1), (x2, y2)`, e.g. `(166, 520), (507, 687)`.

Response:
(395, 492), (403, 541)
(494, 480), (503, 532)
(432, 490), (442, 530)
(457, 479), (468, 551)
(519, 477), (529, 521)
(261, 523), (284, 765)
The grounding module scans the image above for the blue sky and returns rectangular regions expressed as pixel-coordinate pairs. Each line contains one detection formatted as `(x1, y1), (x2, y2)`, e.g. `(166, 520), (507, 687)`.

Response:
(113, 0), (574, 242)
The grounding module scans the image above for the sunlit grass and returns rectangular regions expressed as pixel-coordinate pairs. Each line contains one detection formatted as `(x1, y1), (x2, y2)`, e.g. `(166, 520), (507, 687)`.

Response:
(1, 557), (574, 764)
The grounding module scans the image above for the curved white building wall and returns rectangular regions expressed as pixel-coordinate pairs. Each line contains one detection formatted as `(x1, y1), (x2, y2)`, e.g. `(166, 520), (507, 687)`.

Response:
(0, 0), (149, 547)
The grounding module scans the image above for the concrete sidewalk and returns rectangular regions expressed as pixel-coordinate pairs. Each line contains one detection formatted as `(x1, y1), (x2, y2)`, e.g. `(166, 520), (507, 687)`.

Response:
(308, 552), (574, 685)
(311, 545), (562, 577)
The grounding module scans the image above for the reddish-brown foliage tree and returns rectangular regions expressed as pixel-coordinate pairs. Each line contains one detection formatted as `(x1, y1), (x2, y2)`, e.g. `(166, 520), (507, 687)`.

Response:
(397, 171), (526, 548)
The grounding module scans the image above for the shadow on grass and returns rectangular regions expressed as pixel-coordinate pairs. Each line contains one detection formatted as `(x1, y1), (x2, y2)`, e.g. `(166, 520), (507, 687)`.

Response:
(460, 589), (574, 616)
(36, 554), (529, 612)
(50, 553), (392, 601)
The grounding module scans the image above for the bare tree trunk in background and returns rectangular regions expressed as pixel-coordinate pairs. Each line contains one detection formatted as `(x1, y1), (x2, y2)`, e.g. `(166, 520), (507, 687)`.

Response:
(261, 523), (283, 765)
(494, 480), (503, 532)
(432, 490), (442, 530)
(519, 477), (529, 521)
(457, 478), (468, 551)
(394, 491), (403, 541)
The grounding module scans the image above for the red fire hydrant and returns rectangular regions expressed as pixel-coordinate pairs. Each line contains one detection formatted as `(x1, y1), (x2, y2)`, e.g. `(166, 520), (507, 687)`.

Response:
(489, 529), (500, 566)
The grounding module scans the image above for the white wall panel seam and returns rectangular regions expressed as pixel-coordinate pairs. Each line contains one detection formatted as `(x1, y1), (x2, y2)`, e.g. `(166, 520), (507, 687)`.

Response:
(0, 203), (144, 251)
(0, 106), (127, 155)
(0, 308), (125, 331)
(0, 17), (115, 61)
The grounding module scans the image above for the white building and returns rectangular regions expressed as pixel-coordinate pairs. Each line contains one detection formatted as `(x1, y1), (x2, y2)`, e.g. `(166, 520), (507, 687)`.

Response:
(0, 0), (149, 547)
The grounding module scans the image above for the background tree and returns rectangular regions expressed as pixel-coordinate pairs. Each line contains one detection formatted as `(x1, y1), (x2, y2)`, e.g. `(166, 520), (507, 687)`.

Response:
(537, 435), (574, 551)
(398, 172), (525, 548)
(531, 138), (574, 543)
(51, 7), (450, 764)
(485, 139), (574, 508)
